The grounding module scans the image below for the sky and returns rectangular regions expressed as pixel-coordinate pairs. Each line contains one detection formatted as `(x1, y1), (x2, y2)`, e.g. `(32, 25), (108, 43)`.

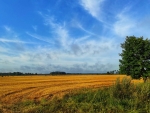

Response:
(0, 0), (150, 73)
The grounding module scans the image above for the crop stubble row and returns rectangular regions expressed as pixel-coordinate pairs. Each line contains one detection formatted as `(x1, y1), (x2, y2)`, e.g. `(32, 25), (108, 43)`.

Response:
(0, 75), (140, 104)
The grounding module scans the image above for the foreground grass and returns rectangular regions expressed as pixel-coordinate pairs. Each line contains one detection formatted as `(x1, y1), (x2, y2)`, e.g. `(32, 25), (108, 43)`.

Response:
(1, 78), (150, 113)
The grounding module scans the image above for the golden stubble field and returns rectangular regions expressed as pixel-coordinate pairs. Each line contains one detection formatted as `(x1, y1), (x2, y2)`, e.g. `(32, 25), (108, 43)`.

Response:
(0, 75), (142, 105)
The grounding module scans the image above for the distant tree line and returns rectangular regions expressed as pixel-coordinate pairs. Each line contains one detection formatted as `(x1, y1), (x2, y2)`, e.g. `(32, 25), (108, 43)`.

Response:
(107, 70), (120, 74)
(0, 70), (120, 77)
(0, 72), (37, 76)
(50, 71), (66, 75)
(50, 71), (120, 75)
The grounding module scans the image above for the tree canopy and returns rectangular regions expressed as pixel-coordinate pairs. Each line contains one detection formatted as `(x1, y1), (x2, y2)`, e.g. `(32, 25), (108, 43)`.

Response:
(119, 36), (150, 82)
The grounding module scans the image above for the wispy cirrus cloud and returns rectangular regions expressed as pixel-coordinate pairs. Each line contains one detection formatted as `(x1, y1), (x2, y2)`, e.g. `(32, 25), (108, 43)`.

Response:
(38, 12), (117, 56)
(26, 32), (54, 45)
(0, 26), (36, 46)
(72, 20), (99, 37)
(80, 0), (105, 22)
(113, 8), (136, 37)
(32, 25), (37, 31)
(43, 15), (71, 48)
(0, 38), (35, 44)
(112, 6), (150, 38)
(3, 25), (12, 32)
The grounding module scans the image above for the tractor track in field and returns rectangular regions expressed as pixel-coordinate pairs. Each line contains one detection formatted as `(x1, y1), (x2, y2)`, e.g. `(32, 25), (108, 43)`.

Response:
(0, 80), (114, 103)
(0, 75), (127, 104)
(1, 81), (99, 96)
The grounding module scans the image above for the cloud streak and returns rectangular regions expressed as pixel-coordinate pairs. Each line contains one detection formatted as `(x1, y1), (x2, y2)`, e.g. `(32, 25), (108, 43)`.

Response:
(4, 26), (12, 32)
(80, 0), (105, 22)
(26, 32), (54, 45)
(0, 38), (35, 44)
(113, 8), (136, 37)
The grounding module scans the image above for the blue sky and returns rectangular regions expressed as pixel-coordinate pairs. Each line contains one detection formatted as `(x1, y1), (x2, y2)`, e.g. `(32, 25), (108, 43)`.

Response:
(0, 0), (150, 73)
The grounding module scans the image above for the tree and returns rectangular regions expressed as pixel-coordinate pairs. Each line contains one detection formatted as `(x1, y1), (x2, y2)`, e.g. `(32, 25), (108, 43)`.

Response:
(50, 71), (66, 75)
(119, 36), (150, 82)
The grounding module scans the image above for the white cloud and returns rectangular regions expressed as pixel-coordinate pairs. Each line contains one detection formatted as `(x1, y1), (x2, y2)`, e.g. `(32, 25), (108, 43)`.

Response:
(39, 13), (118, 58)
(80, 0), (105, 21)
(32, 25), (37, 31)
(74, 35), (90, 43)
(26, 32), (54, 45)
(113, 8), (136, 37)
(43, 16), (71, 48)
(55, 25), (70, 47)
(3, 25), (12, 32)
(0, 38), (35, 44)
(113, 8), (150, 38)
(0, 39), (119, 73)
(74, 20), (99, 37)
(0, 46), (8, 52)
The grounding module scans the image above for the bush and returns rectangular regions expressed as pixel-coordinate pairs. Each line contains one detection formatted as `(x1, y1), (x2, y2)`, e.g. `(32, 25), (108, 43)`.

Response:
(112, 77), (135, 99)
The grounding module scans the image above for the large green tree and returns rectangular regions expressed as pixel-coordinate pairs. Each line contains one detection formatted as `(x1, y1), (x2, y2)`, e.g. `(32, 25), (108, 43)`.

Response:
(119, 36), (150, 82)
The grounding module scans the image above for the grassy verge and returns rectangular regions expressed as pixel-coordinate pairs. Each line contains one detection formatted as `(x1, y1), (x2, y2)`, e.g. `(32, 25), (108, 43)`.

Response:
(1, 77), (150, 113)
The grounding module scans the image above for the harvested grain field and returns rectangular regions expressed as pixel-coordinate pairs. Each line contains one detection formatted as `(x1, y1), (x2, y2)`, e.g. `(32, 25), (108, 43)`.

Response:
(0, 75), (142, 105)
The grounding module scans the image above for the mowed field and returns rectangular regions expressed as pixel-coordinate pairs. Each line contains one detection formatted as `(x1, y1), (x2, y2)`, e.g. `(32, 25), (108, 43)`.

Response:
(0, 75), (142, 105)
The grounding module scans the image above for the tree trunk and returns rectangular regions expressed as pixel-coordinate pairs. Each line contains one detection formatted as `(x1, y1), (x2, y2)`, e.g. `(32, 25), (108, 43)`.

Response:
(143, 77), (147, 83)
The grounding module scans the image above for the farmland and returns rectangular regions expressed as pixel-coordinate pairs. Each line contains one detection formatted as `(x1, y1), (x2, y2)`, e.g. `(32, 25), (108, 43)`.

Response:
(0, 75), (142, 104)
(0, 75), (146, 112)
